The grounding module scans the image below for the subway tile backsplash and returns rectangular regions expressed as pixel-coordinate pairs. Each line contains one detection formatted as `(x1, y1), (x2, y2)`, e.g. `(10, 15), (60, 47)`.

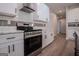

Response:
(0, 20), (16, 26)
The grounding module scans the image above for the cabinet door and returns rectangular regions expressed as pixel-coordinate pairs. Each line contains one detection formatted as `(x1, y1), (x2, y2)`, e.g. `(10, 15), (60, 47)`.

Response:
(0, 40), (24, 56)
(10, 40), (24, 56)
(36, 3), (49, 21)
(67, 10), (75, 22)
(30, 3), (37, 11)
(0, 43), (11, 56)
(0, 3), (17, 16)
(67, 8), (79, 22)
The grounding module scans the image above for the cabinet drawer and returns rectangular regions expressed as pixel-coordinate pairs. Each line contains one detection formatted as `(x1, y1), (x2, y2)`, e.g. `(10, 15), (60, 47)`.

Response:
(7, 33), (23, 42)
(0, 36), (8, 44)
(0, 33), (23, 44)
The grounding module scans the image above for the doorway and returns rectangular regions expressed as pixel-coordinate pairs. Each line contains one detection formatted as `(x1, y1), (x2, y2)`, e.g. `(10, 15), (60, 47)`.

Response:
(57, 18), (66, 35)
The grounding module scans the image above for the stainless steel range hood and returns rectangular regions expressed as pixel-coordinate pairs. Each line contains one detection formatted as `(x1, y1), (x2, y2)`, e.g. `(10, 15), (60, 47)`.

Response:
(20, 3), (35, 13)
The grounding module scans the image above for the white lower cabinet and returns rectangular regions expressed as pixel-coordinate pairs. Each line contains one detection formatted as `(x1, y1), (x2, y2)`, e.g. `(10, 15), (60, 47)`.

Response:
(0, 43), (10, 56)
(0, 33), (24, 56)
(10, 40), (24, 56)
(0, 40), (24, 56)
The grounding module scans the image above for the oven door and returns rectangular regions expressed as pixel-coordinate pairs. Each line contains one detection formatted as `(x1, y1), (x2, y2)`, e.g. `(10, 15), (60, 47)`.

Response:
(30, 35), (42, 52)
(24, 34), (42, 55)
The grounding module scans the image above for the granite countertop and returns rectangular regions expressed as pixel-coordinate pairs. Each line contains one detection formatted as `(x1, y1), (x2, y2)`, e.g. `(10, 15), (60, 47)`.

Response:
(0, 30), (24, 35)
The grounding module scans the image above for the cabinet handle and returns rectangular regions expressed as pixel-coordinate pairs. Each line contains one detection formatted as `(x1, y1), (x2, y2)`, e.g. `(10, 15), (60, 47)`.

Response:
(12, 44), (15, 52)
(7, 37), (16, 40)
(8, 45), (10, 53)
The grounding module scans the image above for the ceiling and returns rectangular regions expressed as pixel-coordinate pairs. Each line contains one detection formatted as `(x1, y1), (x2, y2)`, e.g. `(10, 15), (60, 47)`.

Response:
(46, 3), (78, 19)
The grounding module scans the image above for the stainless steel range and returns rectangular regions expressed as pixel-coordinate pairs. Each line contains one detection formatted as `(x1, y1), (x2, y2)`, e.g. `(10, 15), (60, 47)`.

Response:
(24, 30), (42, 56)
(17, 23), (42, 56)
(25, 30), (42, 38)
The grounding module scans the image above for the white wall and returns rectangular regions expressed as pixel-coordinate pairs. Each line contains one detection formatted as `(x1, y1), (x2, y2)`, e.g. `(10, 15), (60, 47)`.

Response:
(50, 13), (58, 37)
(57, 20), (60, 33)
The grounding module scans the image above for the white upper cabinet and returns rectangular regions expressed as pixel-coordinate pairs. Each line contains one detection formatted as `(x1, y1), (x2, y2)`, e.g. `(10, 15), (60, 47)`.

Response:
(67, 8), (79, 22)
(0, 3), (17, 17)
(36, 3), (49, 21)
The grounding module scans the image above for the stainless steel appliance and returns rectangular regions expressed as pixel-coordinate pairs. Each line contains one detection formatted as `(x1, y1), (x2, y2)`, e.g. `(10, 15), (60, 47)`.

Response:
(17, 23), (42, 56)
(20, 3), (35, 13)
(24, 30), (42, 56)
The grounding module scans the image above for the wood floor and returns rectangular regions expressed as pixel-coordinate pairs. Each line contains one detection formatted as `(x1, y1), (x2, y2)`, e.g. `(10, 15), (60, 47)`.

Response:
(38, 34), (75, 56)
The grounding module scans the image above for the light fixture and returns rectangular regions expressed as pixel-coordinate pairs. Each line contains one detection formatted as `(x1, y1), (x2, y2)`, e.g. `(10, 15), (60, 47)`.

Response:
(59, 10), (62, 13)
(57, 10), (62, 14)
